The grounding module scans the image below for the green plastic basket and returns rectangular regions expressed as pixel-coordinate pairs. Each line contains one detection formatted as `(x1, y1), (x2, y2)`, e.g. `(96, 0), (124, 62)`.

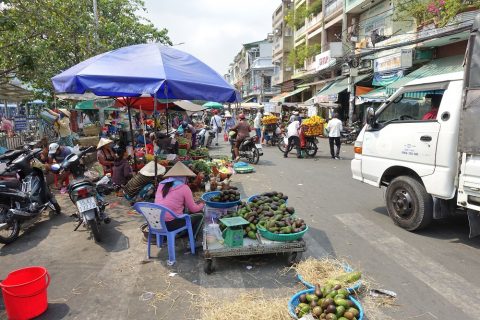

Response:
(257, 225), (308, 242)
(178, 149), (188, 156)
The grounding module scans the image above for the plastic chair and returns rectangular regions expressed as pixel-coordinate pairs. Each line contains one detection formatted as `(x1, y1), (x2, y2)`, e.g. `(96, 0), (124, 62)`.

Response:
(133, 202), (195, 265)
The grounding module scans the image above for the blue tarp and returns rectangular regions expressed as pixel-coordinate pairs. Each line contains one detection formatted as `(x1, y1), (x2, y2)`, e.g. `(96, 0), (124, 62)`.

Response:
(52, 43), (240, 103)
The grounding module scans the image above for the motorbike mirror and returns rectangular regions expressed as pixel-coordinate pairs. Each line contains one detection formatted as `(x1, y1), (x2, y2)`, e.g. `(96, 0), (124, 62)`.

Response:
(366, 107), (376, 126)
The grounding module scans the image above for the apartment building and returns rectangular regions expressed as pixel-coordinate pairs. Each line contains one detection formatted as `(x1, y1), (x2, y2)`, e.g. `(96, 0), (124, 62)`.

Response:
(226, 39), (279, 103)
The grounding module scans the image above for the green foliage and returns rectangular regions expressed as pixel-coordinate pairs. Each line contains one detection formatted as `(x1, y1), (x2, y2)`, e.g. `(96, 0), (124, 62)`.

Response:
(0, 0), (171, 97)
(306, 43), (322, 58)
(395, 0), (480, 27)
(284, 4), (307, 29)
(287, 44), (318, 69)
(308, 0), (323, 16)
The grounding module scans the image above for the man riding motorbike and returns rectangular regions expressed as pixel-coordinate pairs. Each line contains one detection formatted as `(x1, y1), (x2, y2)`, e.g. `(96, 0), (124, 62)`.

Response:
(229, 114), (253, 162)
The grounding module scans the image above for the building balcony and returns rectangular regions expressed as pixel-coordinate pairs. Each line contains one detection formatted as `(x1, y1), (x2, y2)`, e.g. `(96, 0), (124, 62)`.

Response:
(324, 0), (343, 19)
(294, 24), (307, 41)
(344, 0), (368, 14)
(273, 12), (284, 27)
(306, 12), (322, 32)
(273, 40), (283, 55)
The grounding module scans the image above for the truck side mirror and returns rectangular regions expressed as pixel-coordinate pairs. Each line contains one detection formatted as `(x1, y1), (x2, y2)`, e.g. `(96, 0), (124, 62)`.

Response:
(366, 107), (375, 126)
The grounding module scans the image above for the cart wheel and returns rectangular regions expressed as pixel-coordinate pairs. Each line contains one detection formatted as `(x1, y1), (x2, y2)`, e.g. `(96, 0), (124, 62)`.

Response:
(204, 259), (214, 274)
(287, 252), (302, 265)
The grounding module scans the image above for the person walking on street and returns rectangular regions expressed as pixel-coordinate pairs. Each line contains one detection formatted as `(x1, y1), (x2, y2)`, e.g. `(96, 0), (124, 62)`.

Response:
(327, 113), (343, 159)
(209, 110), (222, 146)
(253, 111), (262, 142)
(284, 116), (303, 159)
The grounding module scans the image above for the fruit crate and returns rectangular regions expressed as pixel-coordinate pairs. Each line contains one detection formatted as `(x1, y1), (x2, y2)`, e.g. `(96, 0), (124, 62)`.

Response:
(288, 288), (364, 319)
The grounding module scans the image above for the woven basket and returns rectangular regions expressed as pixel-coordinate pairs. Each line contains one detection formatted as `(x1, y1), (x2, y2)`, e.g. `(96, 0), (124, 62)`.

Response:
(83, 125), (100, 136)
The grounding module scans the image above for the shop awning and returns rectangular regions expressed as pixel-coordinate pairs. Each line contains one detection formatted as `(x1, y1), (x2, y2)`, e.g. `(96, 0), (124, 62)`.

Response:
(385, 55), (464, 96)
(270, 86), (310, 102)
(315, 74), (371, 103)
(75, 99), (116, 111)
(0, 78), (34, 102)
(270, 92), (291, 103)
(356, 87), (389, 105)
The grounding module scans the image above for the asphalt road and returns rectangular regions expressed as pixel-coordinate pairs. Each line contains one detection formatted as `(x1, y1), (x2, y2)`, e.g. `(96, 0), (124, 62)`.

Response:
(1, 138), (479, 320)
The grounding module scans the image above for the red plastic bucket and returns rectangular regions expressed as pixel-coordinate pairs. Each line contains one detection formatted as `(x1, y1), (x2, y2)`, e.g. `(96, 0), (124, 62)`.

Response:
(0, 266), (50, 320)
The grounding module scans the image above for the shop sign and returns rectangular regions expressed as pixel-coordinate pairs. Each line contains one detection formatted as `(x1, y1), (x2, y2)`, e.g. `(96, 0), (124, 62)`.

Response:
(374, 49), (412, 72)
(14, 115), (27, 131)
(373, 70), (404, 86)
(315, 51), (336, 71)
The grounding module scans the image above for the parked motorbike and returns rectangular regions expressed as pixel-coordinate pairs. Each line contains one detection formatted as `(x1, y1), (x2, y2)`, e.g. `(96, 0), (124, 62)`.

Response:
(230, 134), (263, 164)
(340, 121), (361, 145)
(0, 148), (61, 244)
(56, 146), (112, 242)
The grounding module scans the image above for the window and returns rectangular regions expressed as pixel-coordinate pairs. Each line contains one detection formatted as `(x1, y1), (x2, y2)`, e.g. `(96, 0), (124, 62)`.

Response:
(377, 89), (445, 123)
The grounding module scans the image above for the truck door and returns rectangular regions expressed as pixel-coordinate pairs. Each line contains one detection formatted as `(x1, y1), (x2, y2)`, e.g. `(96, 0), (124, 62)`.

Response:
(361, 85), (447, 184)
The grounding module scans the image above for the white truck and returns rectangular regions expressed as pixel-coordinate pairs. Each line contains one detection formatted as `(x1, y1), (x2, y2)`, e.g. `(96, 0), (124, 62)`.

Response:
(351, 14), (480, 237)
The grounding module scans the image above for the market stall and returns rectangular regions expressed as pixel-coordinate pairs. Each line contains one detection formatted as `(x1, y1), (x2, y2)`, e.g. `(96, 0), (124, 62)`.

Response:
(200, 190), (307, 274)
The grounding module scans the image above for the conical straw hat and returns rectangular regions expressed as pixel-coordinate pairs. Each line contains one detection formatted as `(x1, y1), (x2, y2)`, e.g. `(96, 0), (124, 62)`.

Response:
(163, 161), (196, 178)
(97, 138), (113, 149)
(58, 108), (71, 118)
(139, 161), (166, 177)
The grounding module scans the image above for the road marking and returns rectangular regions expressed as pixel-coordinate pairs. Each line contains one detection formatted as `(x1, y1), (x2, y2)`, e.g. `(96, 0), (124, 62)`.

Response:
(336, 213), (480, 319)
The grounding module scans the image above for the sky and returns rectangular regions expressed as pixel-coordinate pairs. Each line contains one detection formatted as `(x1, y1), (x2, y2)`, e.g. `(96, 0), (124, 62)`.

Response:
(141, 0), (279, 76)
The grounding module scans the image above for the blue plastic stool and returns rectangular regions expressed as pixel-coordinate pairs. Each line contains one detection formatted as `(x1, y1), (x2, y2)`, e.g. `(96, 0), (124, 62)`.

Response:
(134, 202), (196, 265)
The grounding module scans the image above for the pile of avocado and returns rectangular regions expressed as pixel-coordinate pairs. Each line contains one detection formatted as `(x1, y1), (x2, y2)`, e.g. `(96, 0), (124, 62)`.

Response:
(210, 190), (241, 203)
(241, 191), (306, 237)
(295, 283), (360, 319)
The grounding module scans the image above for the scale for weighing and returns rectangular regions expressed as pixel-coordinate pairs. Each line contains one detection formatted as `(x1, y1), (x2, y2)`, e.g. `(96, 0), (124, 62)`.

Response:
(219, 216), (249, 247)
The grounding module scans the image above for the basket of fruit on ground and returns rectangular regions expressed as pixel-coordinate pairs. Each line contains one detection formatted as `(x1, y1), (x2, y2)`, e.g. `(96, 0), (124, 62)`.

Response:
(289, 284), (364, 319)
(297, 263), (362, 293)
(202, 190), (241, 208)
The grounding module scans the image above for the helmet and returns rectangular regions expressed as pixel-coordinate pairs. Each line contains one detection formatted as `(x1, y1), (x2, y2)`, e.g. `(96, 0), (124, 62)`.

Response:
(239, 113), (246, 120)
(48, 143), (60, 155)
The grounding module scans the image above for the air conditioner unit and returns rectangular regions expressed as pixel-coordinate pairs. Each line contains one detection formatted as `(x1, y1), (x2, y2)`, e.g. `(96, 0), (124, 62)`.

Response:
(359, 59), (372, 70)
(274, 28), (282, 36)
(285, 66), (293, 71)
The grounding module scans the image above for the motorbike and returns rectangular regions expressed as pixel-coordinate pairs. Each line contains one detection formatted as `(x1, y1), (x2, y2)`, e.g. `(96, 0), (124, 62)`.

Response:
(196, 126), (207, 147)
(340, 121), (361, 145)
(278, 135), (318, 158)
(0, 148), (61, 244)
(230, 134), (263, 164)
(56, 146), (112, 242)
(205, 126), (218, 148)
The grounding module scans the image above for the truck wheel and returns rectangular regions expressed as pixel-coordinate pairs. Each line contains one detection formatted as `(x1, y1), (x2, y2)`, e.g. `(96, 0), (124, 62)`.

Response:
(386, 176), (433, 231)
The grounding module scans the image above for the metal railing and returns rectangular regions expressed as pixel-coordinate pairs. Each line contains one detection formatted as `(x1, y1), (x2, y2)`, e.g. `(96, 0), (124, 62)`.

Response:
(306, 12), (322, 29)
(325, 0), (343, 18)
(295, 24), (307, 39)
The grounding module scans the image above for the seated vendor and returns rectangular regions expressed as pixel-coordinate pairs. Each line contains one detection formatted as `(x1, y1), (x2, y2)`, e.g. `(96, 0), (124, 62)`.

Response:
(136, 129), (151, 147)
(97, 138), (115, 174)
(155, 162), (204, 233)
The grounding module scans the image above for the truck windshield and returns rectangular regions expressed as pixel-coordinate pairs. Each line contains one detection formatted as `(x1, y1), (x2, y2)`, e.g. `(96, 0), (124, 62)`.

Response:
(377, 89), (445, 123)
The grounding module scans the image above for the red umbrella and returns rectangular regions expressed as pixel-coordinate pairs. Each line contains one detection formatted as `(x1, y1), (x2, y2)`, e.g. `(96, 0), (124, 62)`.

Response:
(114, 97), (174, 111)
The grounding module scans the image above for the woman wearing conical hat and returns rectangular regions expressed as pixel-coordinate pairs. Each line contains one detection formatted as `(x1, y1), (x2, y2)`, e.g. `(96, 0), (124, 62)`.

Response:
(155, 162), (204, 232)
(97, 138), (115, 175)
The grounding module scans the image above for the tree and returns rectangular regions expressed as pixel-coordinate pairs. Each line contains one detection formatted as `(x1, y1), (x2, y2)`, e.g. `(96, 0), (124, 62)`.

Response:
(0, 0), (171, 97)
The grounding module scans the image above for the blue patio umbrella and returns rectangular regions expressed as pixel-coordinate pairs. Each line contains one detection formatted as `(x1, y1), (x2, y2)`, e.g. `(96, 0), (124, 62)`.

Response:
(51, 43), (240, 172)
(51, 43), (240, 103)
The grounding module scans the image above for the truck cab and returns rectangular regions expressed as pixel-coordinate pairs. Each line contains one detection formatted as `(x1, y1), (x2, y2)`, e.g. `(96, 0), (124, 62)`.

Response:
(350, 13), (480, 237)
(352, 72), (464, 231)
